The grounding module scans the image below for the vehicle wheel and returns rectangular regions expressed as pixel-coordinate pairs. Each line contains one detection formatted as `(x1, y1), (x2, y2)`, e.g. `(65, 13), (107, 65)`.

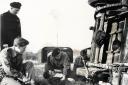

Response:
(106, 0), (121, 4)
(88, 0), (121, 7)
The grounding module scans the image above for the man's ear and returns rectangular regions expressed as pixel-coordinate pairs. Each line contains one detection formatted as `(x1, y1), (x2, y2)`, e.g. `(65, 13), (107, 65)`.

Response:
(11, 7), (13, 10)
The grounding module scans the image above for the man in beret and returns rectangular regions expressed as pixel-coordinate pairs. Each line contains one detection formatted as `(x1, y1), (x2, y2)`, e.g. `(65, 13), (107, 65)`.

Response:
(0, 37), (35, 85)
(0, 2), (22, 49)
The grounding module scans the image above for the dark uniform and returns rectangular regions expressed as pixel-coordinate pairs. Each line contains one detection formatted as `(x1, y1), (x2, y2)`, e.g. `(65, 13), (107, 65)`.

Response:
(0, 11), (21, 49)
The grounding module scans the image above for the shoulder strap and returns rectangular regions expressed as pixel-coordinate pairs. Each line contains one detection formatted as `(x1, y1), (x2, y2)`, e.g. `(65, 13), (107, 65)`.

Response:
(80, 56), (89, 78)
(7, 48), (14, 58)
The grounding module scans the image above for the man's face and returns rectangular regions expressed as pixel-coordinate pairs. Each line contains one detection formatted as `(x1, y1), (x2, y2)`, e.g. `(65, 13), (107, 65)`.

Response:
(15, 46), (26, 54)
(54, 53), (61, 60)
(11, 7), (20, 15)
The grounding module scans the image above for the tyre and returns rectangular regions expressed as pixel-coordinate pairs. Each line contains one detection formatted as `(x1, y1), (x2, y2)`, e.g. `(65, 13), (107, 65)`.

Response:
(88, 0), (121, 7)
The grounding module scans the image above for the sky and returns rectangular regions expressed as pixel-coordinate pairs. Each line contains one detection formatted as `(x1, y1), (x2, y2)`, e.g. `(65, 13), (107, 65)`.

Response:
(0, 0), (95, 53)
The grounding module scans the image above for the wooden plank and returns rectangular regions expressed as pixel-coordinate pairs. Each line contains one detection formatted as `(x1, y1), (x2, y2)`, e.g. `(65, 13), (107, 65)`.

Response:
(113, 52), (120, 63)
(112, 72), (120, 85)
(90, 42), (96, 63)
(98, 45), (104, 63)
(94, 47), (100, 63)
(121, 73), (128, 85)
(120, 18), (128, 62)
(0, 15), (1, 50)
(113, 26), (122, 63)
(98, 22), (108, 63)
(94, 13), (105, 63)
(90, 17), (100, 63)
(106, 22), (118, 64)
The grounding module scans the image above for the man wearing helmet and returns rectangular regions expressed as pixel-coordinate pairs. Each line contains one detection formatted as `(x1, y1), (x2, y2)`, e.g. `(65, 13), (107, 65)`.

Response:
(44, 48), (71, 82)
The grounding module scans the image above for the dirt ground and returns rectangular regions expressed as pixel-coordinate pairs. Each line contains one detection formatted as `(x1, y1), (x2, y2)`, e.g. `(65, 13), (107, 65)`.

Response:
(33, 63), (90, 85)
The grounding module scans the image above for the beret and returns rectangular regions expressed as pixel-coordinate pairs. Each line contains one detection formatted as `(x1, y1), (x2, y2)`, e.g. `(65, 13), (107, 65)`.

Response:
(10, 2), (22, 9)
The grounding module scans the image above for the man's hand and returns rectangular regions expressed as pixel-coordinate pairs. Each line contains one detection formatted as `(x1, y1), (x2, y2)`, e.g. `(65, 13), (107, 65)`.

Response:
(20, 76), (30, 84)
(60, 75), (66, 81)
(49, 70), (55, 76)
(20, 76), (35, 85)
(52, 73), (66, 80)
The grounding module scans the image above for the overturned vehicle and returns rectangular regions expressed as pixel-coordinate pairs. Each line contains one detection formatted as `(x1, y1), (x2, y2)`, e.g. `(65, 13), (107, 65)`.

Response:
(84, 0), (128, 85)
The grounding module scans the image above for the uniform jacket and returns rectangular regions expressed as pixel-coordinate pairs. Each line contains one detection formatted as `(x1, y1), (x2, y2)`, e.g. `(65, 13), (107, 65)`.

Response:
(47, 52), (70, 76)
(0, 47), (23, 77)
(0, 11), (21, 48)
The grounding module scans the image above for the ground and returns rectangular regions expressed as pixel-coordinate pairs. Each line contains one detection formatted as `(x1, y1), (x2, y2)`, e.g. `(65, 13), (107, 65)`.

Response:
(33, 62), (89, 85)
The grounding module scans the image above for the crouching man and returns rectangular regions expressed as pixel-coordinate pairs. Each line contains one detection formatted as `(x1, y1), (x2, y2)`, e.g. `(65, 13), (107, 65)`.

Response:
(43, 48), (71, 85)
(0, 37), (35, 85)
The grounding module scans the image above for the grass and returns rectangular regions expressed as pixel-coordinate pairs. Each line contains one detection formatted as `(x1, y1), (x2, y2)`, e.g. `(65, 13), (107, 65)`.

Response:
(33, 63), (87, 85)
